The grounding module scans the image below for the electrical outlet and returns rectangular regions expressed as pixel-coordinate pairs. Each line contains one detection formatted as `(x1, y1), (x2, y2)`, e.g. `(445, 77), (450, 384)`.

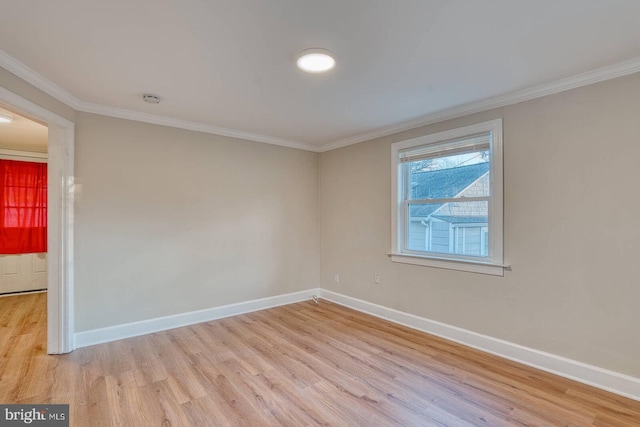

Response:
(374, 274), (380, 284)
(334, 274), (340, 284)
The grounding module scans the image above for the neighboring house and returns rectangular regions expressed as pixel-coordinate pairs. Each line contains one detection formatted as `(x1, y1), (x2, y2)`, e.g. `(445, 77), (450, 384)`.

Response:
(408, 162), (490, 256)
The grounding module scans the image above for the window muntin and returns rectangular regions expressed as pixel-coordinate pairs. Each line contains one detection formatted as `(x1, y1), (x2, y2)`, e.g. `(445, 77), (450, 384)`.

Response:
(391, 119), (503, 273)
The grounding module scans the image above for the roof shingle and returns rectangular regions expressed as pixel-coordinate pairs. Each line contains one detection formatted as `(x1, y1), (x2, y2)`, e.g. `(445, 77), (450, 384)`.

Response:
(409, 162), (489, 218)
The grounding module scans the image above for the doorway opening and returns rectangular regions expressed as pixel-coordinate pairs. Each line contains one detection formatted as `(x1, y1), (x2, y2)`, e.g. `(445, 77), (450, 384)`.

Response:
(0, 106), (49, 357)
(0, 86), (74, 354)
(0, 106), (48, 296)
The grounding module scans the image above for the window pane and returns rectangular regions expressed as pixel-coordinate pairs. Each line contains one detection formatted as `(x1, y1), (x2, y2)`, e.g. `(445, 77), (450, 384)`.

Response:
(408, 201), (488, 257)
(408, 151), (490, 200)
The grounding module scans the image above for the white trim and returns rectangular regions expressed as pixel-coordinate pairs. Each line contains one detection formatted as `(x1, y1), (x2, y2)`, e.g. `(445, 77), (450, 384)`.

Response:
(0, 86), (75, 354)
(50, 124), (75, 354)
(0, 148), (47, 163)
(79, 102), (318, 152)
(3, 49), (640, 153)
(0, 289), (47, 298)
(319, 289), (640, 402)
(317, 56), (640, 152)
(0, 50), (315, 152)
(71, 286), (640, 401)
(0, 148), (47, 159)
(0, 51), (81, 110)
(389, 253), (506, 276)
(0, 84), (74, 129)
(74, 288), (320, 348)
(391, 119), (503, 273)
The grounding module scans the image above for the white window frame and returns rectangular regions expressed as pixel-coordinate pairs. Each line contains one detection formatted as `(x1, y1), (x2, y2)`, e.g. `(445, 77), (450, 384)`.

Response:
(390, 119), (506, 276)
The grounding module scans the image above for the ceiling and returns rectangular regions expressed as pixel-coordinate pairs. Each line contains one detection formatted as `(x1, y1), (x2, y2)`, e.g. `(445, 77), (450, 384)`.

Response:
(1, 1), (640, 150)
(0, 106), (48, 153)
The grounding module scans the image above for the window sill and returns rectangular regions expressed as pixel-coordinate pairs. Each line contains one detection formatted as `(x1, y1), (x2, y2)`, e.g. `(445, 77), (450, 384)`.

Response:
(389, 253), (509, 276)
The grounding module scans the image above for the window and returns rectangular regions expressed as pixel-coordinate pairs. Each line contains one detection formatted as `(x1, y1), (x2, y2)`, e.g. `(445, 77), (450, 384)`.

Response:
(0, 159), (47, 254)
(391, 119), (504, 275)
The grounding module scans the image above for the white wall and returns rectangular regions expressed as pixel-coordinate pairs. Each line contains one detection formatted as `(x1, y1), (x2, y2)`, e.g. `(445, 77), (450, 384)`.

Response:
(74, 113), (320, 331)
(320, 72), (640, 378)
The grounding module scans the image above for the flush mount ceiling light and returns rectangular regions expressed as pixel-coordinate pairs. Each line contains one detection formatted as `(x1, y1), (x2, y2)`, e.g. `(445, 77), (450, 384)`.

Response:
(296, 48), (336, 73)
(0, 113), (13, 123)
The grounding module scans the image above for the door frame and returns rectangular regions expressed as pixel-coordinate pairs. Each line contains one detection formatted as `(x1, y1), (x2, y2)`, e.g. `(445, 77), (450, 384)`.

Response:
(0, 86), (74, 354)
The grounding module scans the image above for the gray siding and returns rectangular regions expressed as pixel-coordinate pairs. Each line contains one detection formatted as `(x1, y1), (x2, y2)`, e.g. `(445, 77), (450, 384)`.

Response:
(408, 220), (426, 250)
(456, 226), (481, 255)
(431, 220), (450, 253)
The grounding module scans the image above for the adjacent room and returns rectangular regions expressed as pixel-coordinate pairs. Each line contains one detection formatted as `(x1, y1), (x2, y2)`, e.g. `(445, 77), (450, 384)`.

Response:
(0, 107), (48, 296)
(1, 1), (640, 425)
(0, 108), (48, 367)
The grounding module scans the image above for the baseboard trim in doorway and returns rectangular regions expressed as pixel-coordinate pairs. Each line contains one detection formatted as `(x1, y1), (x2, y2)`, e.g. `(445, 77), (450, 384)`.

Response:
(319, 289), (640, 402)
(0, 289), (47, 298)
(74, 288), (320, 349)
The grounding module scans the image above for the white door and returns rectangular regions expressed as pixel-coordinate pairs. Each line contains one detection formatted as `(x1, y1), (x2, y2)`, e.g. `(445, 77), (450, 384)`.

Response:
(0, 253), (47, 294)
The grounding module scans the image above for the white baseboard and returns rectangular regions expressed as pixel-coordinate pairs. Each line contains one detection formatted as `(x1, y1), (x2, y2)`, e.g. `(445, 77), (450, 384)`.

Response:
(0, 289), (47, 298)
(319, 289), (640, 402)
(74, 288), (320, 348)
(73, 286), (640, 402)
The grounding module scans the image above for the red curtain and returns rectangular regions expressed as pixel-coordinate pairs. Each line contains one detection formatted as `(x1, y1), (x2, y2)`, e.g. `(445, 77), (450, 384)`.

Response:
(0, 160), (47, 254)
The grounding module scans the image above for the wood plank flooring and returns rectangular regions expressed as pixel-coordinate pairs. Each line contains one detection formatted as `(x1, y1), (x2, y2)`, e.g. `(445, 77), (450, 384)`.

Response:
(1, 292), (640, 426)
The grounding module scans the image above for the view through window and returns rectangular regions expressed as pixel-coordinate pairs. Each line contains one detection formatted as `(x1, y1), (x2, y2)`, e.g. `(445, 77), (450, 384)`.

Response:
(391, 119), (503, 274)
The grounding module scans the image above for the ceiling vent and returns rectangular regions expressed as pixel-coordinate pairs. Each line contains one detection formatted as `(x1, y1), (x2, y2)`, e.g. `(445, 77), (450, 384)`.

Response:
(142, 94), (161, 104)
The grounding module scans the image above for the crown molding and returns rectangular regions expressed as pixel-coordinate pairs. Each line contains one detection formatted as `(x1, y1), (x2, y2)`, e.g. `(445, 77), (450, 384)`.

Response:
(317, 56), (640, 152)
(0, 50), (318, 152)
(78, 102), (318, 151)
(3, 49), (640, 154)
(0, 50), (82, 110)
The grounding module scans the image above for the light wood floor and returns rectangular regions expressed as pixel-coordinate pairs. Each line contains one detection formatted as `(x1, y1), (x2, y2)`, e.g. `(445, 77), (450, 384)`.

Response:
(1, 293), (640, 426)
